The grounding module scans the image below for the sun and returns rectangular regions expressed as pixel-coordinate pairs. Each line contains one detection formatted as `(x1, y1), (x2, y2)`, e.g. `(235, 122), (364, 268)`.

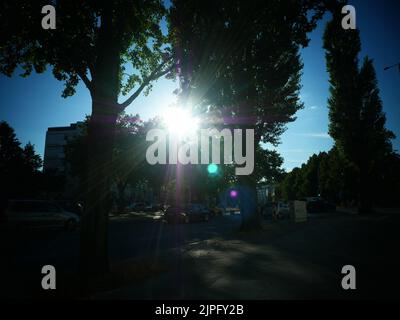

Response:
(163, 107), (199, 136)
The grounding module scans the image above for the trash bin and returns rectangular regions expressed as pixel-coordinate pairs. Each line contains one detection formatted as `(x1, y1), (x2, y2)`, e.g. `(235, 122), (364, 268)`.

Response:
(294, 200), (307, 222)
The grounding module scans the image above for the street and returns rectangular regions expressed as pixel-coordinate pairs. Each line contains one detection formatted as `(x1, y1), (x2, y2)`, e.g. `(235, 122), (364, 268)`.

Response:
(1, 211), (400, 299)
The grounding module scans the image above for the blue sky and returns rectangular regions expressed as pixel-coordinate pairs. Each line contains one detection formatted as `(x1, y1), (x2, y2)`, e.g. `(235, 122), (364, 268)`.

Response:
(0, 1), (399, 171)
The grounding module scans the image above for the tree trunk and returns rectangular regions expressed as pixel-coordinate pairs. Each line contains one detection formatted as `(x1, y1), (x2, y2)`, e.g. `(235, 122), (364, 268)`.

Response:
(78, 28), (121, 277)
(116, 181), (127, 213)
(358, 163), (372, 214)
(238, 174), (262, 230)
(237, 124), (261, 230)
(79, 100), (118, 277)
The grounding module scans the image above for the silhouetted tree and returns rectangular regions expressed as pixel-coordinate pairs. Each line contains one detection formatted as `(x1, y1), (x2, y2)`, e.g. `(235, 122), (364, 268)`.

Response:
(169, 0), (326, 229)
(279, 167), (302, 201)
(0, 121), (43, 202)
(323, 8), (395, 212)
(0, 121), (23, 203)
(254, 147), (285, 184)
(318, 146), (356, 204)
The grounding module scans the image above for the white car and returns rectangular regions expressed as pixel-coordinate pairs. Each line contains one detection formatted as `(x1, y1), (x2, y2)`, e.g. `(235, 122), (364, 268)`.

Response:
(4, 200), (80, 230)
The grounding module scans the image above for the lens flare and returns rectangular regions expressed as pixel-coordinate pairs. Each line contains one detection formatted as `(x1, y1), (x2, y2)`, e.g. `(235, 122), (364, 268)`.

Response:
(163, 107), (199, 136)
(230, 190), (238, 198)
(207, 163), (218, 175)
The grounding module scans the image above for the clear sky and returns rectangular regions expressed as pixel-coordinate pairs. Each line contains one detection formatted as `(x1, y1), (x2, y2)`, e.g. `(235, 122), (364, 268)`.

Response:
(0, 0), (399, 171)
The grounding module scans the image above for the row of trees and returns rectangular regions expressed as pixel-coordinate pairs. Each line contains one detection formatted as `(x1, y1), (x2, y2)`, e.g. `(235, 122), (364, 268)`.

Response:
(279, 2), (399, 210)
(279, 147), (400, 207)
(64, 113), (286, 212)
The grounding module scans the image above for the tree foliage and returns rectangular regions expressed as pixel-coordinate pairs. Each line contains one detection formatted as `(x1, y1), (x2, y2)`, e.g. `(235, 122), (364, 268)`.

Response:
(0, 1), (172, 100)
(323, 6), (396, 211)
(279, 145), (400, 207)
(169, 0), (325, 143)
(0, 121), (43, 205)
(168, 0), (326, 228)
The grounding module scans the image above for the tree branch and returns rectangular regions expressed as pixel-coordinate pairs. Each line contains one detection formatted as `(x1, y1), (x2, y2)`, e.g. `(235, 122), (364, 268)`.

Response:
(119, 59), (174, 110)
(78, 71), (93, 94)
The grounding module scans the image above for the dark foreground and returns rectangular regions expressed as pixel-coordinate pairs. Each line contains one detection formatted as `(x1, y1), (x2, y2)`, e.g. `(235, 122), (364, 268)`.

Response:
(1, 211), (400, 299)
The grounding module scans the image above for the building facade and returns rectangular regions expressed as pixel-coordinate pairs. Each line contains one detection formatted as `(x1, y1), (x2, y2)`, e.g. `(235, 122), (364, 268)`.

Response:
(257, 183), (276, 204)
(43, 122), (83, 174)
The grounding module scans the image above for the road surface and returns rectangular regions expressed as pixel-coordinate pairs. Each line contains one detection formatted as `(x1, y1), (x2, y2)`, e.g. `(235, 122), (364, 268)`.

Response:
(1, 211), (400, 299)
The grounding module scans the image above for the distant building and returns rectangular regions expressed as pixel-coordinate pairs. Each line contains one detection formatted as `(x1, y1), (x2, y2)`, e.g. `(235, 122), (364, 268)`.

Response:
(257, 183), (276, 204)
(43, 122), (83, 174)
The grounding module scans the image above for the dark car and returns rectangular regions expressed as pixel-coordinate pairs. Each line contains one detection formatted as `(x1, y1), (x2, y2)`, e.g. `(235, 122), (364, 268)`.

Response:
(163, 206), (188, 224)
(125, 202), (146, 212)
(4, 200), (80, 230)
(262, 202), (276, 218)
(163, 204), (211, 224)
(187, 203), (212, 221)
(144, 203), (164, 212)
(57, 200), (84, 216)
(305, 197), (336, 213)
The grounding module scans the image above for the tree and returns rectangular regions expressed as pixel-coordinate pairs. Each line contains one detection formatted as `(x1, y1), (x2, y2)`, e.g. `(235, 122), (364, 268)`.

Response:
(357, 57), (395, 208)
(0, 121), (43, 203)
(0, 1), (175, 275)
(254, 146), (285, 184)
(66, 115), (169, 211)
(376, 152), (400, 207)
(318, 146), (352, 204)
(169, 0), (326, 228)
(279, 167), (301, 201)
(22, 142), (43, 172)
(323, 6), (395, 212)
(0, 121), (24, 203)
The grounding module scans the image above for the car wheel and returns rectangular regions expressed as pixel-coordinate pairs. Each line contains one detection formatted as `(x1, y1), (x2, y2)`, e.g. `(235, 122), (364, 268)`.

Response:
(65, 219), (77, 231)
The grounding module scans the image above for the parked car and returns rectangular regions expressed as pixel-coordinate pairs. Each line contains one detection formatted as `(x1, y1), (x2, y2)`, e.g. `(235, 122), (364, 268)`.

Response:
(262, 202), (276, 218)
(187, 203), (212, 221)
(305, 197), (336, 213)
(143, 204), (155, 212)
(144, 203), (165, 213)
(4, 200), (80, 230)
(126, 202), (146, 212)
(163, 204), (211, 224)
(57, 200), (84, 216)
(274, 202), (290, 219)
(163, 206), (188, 224)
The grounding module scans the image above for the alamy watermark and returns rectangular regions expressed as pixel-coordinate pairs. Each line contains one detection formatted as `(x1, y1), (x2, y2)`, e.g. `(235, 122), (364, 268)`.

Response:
(41, 5), (56, 30)
(341, 5), (356, 30)
(40, 4), (356, 31)
(145, 128), (255, 176)
(341, 265), (356, 290)
(41, 265), (56, 290)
